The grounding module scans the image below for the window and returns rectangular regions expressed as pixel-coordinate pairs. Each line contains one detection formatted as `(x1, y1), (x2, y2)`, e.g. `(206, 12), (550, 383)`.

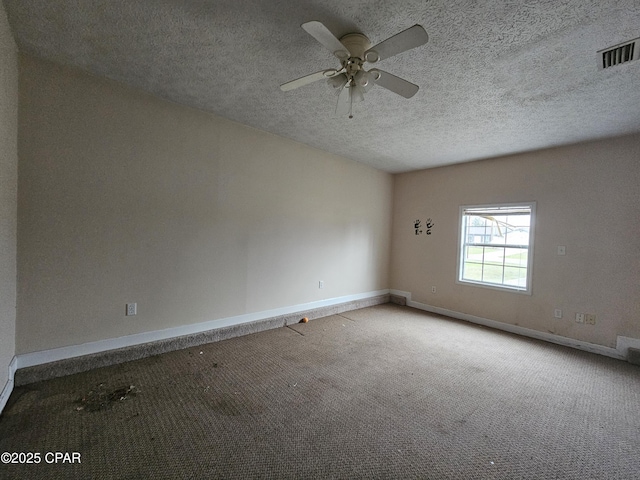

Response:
(458, 203), (535, 294)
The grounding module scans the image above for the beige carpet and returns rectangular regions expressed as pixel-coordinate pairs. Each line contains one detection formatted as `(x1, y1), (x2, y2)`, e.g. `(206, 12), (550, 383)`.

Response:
(1, 304), (639, 479)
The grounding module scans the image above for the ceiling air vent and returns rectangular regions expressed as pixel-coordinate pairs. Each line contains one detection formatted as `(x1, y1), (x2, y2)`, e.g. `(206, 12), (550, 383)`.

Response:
(598, 38), (640, 70)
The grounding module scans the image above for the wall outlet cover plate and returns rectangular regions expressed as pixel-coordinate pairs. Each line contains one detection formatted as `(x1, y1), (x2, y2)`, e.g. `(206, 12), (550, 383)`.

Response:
(126, 303), (137, 316)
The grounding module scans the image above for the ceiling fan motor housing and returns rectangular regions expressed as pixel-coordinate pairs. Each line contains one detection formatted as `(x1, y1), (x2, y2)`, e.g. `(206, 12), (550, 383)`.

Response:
(339, 33), (372, 60)
(338, 33), (373, 87)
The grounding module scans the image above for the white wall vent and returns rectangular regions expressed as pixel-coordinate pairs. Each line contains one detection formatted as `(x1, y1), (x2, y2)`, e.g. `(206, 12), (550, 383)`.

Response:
(598, 38), (640, 70)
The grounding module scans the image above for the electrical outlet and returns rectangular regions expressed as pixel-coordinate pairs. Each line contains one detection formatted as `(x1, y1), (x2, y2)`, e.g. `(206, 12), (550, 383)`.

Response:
(431, 286), (436, 294)
(126, 303), (137, 316)
(319, 281), (324, 289)
(554, 309), (562, 319)
(585, 314), (596, 325)
(575, 313), (584, 323)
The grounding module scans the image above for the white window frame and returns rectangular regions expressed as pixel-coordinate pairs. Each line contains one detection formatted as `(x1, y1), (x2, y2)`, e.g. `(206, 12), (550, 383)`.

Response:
(456, 202), (536, 295)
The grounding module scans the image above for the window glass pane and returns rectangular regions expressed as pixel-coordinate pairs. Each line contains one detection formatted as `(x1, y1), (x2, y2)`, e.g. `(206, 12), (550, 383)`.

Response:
(462, 261), (483, 281)
(490, 219), (506, 245)
(505, 223), (529, 246)
(482, 264), (504, 284)
(464, 245), (484, 261)
(483, 247), (505, 266)
(504, 248), (527, 267)
(466, 216), (493, 244)
(504, 267), (527, 287)
(491, 215), (508, 246)
(462, 246), (483, 281)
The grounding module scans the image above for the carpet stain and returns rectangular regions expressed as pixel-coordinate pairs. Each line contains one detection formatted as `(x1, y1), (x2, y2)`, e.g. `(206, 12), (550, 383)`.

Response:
(208, 394), (264, 417)
(75, 383), (137, 412)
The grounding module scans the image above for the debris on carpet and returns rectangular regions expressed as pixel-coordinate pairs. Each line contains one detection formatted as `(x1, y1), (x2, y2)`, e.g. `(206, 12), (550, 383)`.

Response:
(75, 384), (136, 412)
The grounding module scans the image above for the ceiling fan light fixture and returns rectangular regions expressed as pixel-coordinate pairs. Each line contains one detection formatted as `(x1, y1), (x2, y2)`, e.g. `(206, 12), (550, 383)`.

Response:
(328, 73), (348, 89)
(351, 85), (365, 103)
(354, 70), (370, 87)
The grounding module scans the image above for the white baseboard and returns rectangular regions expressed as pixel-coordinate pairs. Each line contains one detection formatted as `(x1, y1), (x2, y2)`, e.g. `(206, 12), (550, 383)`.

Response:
(390, 290), (628, 360)
(15, 289), (390, 371)
(0, 356), (17, 414)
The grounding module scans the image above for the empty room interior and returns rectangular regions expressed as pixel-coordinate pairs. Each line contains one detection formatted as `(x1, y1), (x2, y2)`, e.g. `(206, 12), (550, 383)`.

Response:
(1, 1), (639, 478)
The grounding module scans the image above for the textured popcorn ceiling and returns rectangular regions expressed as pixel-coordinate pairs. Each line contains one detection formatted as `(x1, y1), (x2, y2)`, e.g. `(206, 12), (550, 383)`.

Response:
(4, 0), (640, 172)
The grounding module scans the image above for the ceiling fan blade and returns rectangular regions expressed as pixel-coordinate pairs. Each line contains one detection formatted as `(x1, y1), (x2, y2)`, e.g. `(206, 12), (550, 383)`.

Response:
(335, 85), (351, 116)
(369, 69), (419, 98)
(302, 21), (350, 60)
(280, 69), (339, 91)
(364, 25), (428, 63)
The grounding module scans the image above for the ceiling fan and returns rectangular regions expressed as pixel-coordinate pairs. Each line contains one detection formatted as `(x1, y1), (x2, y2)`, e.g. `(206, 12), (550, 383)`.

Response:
(280, 21), (428, 118)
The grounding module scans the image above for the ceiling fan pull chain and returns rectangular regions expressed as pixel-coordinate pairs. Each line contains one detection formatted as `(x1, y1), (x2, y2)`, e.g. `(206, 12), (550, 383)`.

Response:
(349, 87), (354, 119)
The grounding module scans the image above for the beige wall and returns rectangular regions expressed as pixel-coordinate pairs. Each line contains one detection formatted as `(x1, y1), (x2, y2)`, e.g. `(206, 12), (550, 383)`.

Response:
(391, 135), (640, 348)
(17, 55), (392, 354)
(13, 48), (639, 360)
(0, 1), (18, 390)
